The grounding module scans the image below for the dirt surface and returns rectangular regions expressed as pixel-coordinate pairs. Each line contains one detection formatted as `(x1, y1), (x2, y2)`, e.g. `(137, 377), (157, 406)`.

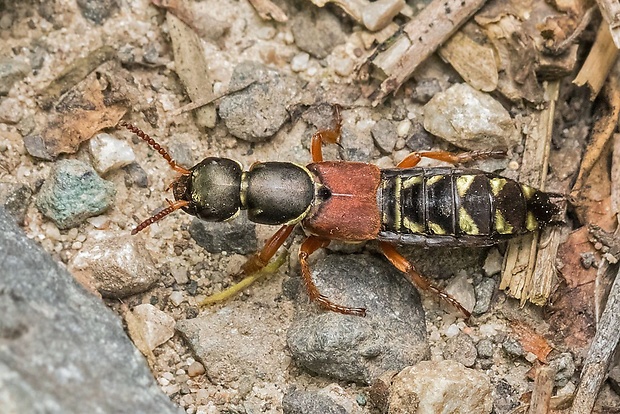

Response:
(1, 0), (619, 413)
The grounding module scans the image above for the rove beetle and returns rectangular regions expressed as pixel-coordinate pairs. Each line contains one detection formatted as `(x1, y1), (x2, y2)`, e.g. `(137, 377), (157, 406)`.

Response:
(120, 105), (564, 318)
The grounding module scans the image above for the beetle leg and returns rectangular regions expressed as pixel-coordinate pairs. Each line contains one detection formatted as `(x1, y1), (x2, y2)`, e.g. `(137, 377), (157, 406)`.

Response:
(199, 226), (293, 307)
(239, 224), (296, 276)
(379, 242), (471, 318)
(397, 149), (506, 168)
(299, 235), (367, 317)
(310, 104), (343, 163)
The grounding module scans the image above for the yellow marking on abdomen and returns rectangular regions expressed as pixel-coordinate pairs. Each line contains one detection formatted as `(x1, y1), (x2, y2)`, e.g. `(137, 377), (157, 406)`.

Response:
(490, 177), (507, 196)
(403, 216), (424, 233)
(426, 175), (444, 186)
(402, 175), (423, 189)
(456, 175), (476, 198)
(495, 210), (514, 234)
(428, 221), (446, 235)
(526, 211), (538, 231)
(458, 207), (480, 235)
(394, 176), (401, 231)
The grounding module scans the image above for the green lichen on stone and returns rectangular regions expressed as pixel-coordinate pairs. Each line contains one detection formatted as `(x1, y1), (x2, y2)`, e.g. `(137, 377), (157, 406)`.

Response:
(36, 159), (116, 229)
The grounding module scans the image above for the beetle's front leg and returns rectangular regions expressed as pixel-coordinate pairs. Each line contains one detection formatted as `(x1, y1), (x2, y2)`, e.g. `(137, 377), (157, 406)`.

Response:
(200, 224), (295, 306)
(397, 149), (506, 168)
(310, 104), (343, 163)
(299, 235), (367, 317)
(379, 242), (471, 318)
(240, 224), (296, 275)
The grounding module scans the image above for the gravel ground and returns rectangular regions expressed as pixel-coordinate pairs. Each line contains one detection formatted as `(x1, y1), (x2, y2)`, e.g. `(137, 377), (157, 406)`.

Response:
(1, 0), (616, 413)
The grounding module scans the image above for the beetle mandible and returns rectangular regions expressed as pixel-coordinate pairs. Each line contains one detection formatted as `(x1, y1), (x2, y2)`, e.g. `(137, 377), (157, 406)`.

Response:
(119, 105), (564, 318)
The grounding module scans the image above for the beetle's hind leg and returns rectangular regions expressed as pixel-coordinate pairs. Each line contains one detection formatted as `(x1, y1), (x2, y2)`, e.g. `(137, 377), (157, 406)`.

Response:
(379, 242), (471, 318)
(299, 236), (367, 317)
(200, 224), (295, 306)
(397, 149), (506, 168)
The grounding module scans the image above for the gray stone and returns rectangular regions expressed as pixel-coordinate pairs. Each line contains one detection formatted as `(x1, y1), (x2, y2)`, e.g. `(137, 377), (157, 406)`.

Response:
(189, 214), (257, 255)
(476, 339), (494, 359)
(283, 386), (350, 414)
(0, 208), (181, 414)
(176, 299), (290, 384)
(473, 276), (497, 315)
(123, 162), (149, 188)
(287, 254), (429, 384)
(219, 61), (299, 142)
(502, 337), (524, 358)
(444, 333), (477, 367)
(0, 182), (32, 225)
(371, 119), (398, 155)
(549, 352), (575, 388)
(493, 379), (520, 413)
(0, 58), (29, 96)
(291, 7), (346, 59)
(338, 127), (374, 162)
(387, 360), (493, 414)
(423, 83), (520, 151)
(483, 247), (503, 276)
(69, 235), (161, 298)
(35, 159), (116, 229)
(76, 0), (118, 25)
(410, 79), (442, 104)
(0, 97), (23, 123)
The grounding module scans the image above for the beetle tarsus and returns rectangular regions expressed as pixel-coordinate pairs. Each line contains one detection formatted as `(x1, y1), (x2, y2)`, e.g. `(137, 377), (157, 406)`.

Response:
(300, 236), (368, 317)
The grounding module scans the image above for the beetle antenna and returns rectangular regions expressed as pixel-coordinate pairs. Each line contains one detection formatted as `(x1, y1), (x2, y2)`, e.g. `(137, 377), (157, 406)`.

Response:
(131, 199), (190, 235)
(119, 121), (191, 175)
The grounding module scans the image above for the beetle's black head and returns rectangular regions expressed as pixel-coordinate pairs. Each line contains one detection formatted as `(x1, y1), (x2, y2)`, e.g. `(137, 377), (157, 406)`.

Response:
(173, 157), (243, 222)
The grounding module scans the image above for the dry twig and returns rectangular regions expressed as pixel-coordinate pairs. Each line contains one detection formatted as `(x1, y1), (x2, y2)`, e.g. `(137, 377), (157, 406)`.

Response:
(528, 365), (556, 414)
(595, 0), (620, 48)
(369, 0), (489, 104)
(500, 81), (561, 306)
(574, 22), (620, 100)
(571, 265), (620, 414)
(247, 0), (288, 22)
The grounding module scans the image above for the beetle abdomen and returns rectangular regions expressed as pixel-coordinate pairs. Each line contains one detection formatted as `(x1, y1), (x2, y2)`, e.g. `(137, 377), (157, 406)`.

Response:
(378, 167), (560, 247)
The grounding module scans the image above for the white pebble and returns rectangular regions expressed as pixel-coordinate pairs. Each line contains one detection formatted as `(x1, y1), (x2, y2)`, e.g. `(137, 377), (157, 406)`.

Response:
(291, 53), (310, 72)
(445, 324), (461, 338)
(169, 291), (184, 306)
(89, 133), (136, 175)
(397, 119), (411, 137)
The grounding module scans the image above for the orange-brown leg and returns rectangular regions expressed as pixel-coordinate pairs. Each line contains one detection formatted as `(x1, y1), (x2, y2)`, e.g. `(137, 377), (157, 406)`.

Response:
(397, 149), (506, 168)
(299, 236), (367, 317)
(310, 104), (343, 163)
(240, 224), (296, 276)
(379, 242), (471, 318)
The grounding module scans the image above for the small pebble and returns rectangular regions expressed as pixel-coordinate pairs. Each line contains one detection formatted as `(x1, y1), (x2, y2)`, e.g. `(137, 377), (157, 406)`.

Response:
(188, 361), (206, 377)
(361, 0), (404, 31)
(291, 53), (310, 72)
(483, 248), (503, 276)
(89, 133), (136, 175)
(69, 235), (160, 298)
(169, 291), (184, 306)
(130, 304), (176, 351)
(444, 324), (460, 338)
(476, 339), (494, 359)
(36, 160), (116, 229)
(0, 97), (23, 123)
(423, 83), (520, 151)
(396, 119), (411, 137)
(502, 338), (524, 358)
